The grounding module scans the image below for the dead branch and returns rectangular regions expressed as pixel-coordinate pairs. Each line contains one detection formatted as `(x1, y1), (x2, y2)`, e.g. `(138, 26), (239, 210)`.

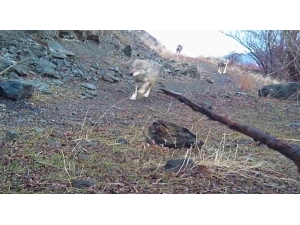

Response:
(160, 88), (300, 173)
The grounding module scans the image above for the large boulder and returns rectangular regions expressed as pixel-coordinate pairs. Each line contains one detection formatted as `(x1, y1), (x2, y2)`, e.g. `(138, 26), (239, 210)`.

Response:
(258, 82), (300, 100)
(163, 62), (200, 78)
(146, 120), (204, 149)
(0, 80), (34, 101)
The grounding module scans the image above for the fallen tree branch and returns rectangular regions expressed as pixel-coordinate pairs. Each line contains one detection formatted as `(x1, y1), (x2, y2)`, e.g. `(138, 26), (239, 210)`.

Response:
(160, 88), (300, 173)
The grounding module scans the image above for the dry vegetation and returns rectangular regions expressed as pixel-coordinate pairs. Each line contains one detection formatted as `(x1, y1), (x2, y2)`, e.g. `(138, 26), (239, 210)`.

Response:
(1, 35), (300, 194)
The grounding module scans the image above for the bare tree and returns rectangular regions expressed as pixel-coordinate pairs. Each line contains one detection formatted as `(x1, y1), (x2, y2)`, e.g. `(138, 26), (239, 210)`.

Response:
(220, 30), (300, 82)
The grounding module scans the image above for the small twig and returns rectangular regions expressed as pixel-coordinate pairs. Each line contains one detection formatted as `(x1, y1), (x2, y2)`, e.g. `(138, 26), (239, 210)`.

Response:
(120, 180), (139, 194)
(165, 102), (172, 113)
(81, 104), (90, 138)
(176, 148), (193, 175)
(60, 149), (72, 185)
(35, 160), (62, 170)
(279, 138), (300, 142)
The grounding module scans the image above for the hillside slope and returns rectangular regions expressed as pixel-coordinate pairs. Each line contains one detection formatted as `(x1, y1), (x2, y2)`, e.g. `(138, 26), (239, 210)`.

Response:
(0, 30), (299, 193)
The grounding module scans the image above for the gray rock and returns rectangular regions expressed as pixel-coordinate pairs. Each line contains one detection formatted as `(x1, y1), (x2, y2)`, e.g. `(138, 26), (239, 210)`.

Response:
(34, 58), (55, 71)
(23, 80), (52, 94)
(47, 40), (75, 56)
(123, 45), (132, 57)
(36, 30), (59, 40)
(80, 83), (96, 90)
(108, 66), (120, 73)
(42, 68), (61, 79)
(4, 130), (19, 141)
(34, 127), (44, 133)
(206, 78), (214, 84)
(0, 80), (34, 101)
(51, 79), (63, 86)
(85, 90), (97, 96)
(1, 47), (8, 53)
(223, 93), (232, 98)
(79, 140), (98, 147)
(182, 65), (200, 78)
(32, 58), (61, 79)
(85, 31), (101, 43)
(287, 122), (300, 127)
(9, 40), (19, 47)
(8, 45), (17, 54)
(14, 64), (28, 77)
(7, 71), (20, 79)
(90, 67), (97, 73)
(91, 62), (100, 70)
(116, 138), (129, 145)
(51, 51), (67, 59)
(164, 158), (195, 172)
(102, 73), (121, 83)
(97, 69), (106, 76)
(2, 53), (16, 61)
(72, 31), (101, 43)
(23, 49), (35, 58)
(63, 59), (71, 67)
(58, 30), (76, 39)
(16, 49), (23, 54)
(72, 179), (94, 188)
(258, 82), (300, 100)
(77, 64), (89, 73)
(76, 67), (85, 77)
(72, 67), (85, 77)
(80, 93), (94, 99)
(0, 58), (13, 73)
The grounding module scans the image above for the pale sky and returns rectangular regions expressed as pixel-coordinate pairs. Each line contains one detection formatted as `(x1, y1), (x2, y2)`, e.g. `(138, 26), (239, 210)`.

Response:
(146, 30), (249, 58)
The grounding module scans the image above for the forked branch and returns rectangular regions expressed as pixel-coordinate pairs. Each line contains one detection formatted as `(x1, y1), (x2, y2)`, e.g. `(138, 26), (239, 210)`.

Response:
(160, 88), (300, 173)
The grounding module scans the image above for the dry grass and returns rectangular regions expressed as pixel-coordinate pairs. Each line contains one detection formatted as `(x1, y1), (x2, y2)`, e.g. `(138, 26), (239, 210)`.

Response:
(1, 32), (300, 194)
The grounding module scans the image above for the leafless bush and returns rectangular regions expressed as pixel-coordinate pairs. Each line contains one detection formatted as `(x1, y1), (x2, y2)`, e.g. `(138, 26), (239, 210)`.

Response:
(221, 30), (300, 82)
(226, 51), (242, 64)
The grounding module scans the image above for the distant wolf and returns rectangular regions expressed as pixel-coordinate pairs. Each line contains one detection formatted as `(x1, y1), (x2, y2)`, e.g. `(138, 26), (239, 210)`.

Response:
(129, 59), (161, 100)
(217, 58), (230, 74)
(176, 45), (183, 55)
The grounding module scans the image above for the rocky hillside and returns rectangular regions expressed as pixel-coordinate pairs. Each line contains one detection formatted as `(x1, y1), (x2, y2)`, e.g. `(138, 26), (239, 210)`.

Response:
(0, 30), (201, 99)
(0, 30), (300, 194)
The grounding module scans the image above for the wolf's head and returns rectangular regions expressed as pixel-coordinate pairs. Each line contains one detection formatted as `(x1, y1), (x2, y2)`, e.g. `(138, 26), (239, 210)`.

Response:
(130, 60), (151, 76)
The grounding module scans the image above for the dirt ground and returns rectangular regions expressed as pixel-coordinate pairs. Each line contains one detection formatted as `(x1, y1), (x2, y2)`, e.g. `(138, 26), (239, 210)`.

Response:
(1, 32), (300, 193)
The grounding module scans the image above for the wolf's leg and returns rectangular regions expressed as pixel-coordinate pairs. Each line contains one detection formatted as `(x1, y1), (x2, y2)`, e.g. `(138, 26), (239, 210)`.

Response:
(143, 87), (151, 97)
(223, 64), (227, 74)
(143, 81), (154, 97)
(130, 82), (139, 100)
(138, 82), (150, 95)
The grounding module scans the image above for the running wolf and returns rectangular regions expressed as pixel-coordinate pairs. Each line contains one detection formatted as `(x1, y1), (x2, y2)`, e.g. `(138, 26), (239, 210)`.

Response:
(217, 58), (229, 74)
(176, 45), (183, 55)
(129, 59), (161, 100)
